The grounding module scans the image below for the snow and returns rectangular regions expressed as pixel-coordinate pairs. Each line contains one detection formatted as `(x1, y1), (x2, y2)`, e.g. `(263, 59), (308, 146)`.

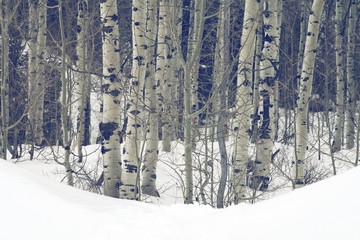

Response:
(1, 157), (359, 240)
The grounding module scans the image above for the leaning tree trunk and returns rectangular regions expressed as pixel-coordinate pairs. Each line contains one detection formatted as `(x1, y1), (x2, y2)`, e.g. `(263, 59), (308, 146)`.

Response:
(120, 0), (147, 200)
(332, 0), (345, 153)
(76, 0), (89, 163)
(59, 0), (74, 186)
(294, 0), (325, 188)
(253, 0), (280, 191)
(233, 0), (260, 203)
(142, 0), (159, 198)
(345, 0), (357, 149)
(100, 0), (122, 198)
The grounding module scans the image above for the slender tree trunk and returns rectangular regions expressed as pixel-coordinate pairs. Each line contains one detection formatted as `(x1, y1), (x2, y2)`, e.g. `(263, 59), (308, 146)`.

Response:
(214, 0), (230, 208)
(250, 5), (263, 144)
(76, 0), (89, 163)
(27, 0), (37, 147)
(296, 0), (309, 80)
(160, 0), (172, 153)
(142, 0), (159, 198)
(34, 0), (46, 145)
(345, 0), (357, 149)
(0, 0), (9, 160)
(333, 0), (345, 153)
(294, 0), (325, 188)
(253, 0), (280, 191)
(120, 0), (147, 200)
(59, 0), (73, 186)
(100, 0), (122, 197)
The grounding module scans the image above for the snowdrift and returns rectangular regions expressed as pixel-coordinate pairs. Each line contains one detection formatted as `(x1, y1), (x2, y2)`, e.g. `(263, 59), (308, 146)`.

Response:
(0, 160), (359, 240)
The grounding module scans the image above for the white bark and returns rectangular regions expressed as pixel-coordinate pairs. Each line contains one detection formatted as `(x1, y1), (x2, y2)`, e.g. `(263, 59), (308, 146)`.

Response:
(333, 0), (345, 153)
(159, 0), (172, 153)
(59, 0), (73, 186)
(27, 0), (38, 145)
(76, 0), (89, 163)
(345, 0), (357, 149)
(233, 0), (260, 204)
(100, 0), (122, 197)
(142, 0), (159, 198)
(253, 0), (280, 191)
(120, 0), (148, 200)
(34, 0), (46, 145)
(294, 0), (325, 188)
(214, 0), (230, 208)
(184, 0), (205, 204)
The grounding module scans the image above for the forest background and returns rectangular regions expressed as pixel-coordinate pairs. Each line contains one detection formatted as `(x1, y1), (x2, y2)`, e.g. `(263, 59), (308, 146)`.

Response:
(0, 0), (359, 208)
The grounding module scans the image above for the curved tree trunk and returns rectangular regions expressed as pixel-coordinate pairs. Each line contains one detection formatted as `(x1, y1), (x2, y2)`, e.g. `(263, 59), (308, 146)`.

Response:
(294, 0), (325, 188)
(100, 0), (122, 197)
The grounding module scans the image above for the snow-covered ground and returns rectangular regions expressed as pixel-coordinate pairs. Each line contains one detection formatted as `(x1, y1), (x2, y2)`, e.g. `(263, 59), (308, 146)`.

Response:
(1, 152), (359, 240)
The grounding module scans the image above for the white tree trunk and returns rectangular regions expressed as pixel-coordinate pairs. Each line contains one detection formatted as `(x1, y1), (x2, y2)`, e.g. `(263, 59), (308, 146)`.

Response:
(233, 0), (260, 204)
(213, 0), (230, 208)
(34, 0), (46, 145)
(0, 0), (9, 160)
(142, 0), (159, 198)
(76, 0), (89, 163)
(27, 0), (37, 146)
(253, 0), (280, 191)
(345, 0), (357, 149)
(294, 0), (325, 188)
(159, 0), (172, 153)
(120, 0), (148, 200)
(333, 0), (345, 153)
(100, 0), (122, 197)
(59, 0), (74, 186)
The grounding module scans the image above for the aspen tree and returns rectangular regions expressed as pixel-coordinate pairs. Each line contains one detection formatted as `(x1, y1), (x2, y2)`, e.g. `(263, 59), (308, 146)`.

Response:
(333, 0), (345, 153)
(159, 0), (172, 153)
(214, 0), (230, 208)
(34, 0), (46, 145)
(183, 0), (205, 204)
(76, 0), (89, 163)
(27, 0), (38, 146)
(233, 0), (260, 203)
(345, 0), (357, 149)
(120, 0), (147, 200)
(100, 0), (122, 197)
(142, 0), (160, 197)
(253, 0), (280, 191)
(250, 2), (263, 144)
(294, 0), (325, 188)
(59, 0), (74, 186)
(0, 0), (9, 160)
